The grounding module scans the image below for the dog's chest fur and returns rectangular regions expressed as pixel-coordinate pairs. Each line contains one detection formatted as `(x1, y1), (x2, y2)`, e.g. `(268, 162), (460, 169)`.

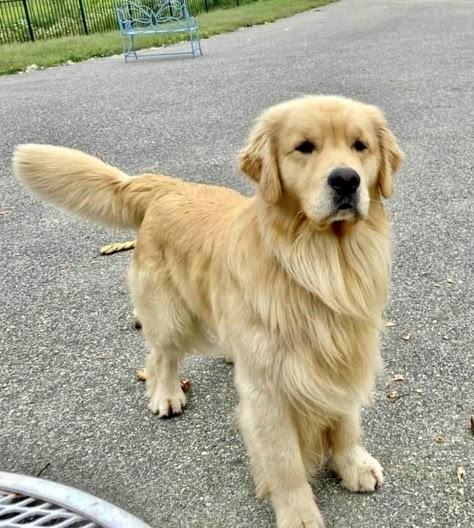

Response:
(222, 208), (391, 418)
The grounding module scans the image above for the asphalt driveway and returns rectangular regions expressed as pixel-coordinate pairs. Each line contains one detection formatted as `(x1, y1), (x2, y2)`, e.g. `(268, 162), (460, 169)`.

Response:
(0, 1), (472, 526)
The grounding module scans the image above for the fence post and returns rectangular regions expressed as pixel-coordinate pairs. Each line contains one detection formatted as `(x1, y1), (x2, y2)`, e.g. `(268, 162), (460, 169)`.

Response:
(78, 0), (89, 34)
(22, 0), (35, 42)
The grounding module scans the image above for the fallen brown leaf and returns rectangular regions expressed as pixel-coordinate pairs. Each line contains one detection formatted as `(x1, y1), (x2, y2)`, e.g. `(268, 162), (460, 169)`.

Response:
(457, 466), (465, 483)
(136, 368), (147, 381)
(434, 435), (445, 444)
(135, 369), (191, 393)
(180, 379), (191, 393)
(470, 416), (474, 434)
(387, 390), (400, 401)
(391, 374), (405, 382)
(401, 333), (412, 341)
(384, 320), (397, 328)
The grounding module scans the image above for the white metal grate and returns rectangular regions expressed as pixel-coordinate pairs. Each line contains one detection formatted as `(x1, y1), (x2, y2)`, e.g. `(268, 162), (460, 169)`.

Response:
(0, 490), (99, 527)
(0, 473), (151, 528)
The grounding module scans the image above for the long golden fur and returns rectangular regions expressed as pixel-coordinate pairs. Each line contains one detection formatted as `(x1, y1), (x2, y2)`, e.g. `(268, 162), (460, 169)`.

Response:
(14, 95), (403, 528)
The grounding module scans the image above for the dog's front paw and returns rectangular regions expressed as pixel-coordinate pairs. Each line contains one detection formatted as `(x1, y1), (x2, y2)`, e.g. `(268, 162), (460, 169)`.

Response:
(274, 488), (325, 528)
(276, 507), (325, 528)
(147, 381), (187, 418)
(333, 446), (384, 492)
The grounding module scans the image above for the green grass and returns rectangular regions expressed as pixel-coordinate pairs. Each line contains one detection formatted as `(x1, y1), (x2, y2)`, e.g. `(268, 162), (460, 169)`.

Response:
(0, 0), (227, 40)
(0, 0), (334, 75)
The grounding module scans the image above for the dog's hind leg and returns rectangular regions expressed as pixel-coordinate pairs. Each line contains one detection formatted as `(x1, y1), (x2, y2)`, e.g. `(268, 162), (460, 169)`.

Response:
(139, 299), (197, 418)
(144, 336), (187, 417)
(130, 264), (197, 418)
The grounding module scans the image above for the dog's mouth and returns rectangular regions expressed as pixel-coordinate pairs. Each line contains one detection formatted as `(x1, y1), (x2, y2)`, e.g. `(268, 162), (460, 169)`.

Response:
(330, 199), (360, 222)
(311, 194), (366, 230)
(337, 202), (354, 211)
(316, 207), (361, 231)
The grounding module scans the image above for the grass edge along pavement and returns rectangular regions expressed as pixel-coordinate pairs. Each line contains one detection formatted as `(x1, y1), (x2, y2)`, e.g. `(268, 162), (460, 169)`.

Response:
(0, 0), (335, 75)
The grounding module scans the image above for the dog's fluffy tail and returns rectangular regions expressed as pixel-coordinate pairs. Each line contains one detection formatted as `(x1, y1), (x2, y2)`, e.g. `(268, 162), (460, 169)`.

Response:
(14, 144), (162, 229)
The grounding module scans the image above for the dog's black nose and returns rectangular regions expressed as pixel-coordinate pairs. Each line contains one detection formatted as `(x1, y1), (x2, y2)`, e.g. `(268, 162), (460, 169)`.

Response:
(328, 168), (360, 196)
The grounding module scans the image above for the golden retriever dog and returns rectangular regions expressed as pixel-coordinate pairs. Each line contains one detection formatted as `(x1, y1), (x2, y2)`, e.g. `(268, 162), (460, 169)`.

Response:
(14, 95), (403, 528)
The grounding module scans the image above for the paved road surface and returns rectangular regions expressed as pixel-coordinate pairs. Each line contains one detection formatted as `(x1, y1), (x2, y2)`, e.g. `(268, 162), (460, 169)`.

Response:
(0, 1), (472, 526)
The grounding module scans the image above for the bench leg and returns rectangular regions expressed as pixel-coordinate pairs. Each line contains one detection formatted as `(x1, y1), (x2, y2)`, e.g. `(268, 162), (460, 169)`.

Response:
(188, 31), (195, 57)
(131, 34), (138, 60)
(121, 34), (127, 63)
(189, 30), (202, 58)
(196, 32), (203, 56)
(121, 34), (138, 63)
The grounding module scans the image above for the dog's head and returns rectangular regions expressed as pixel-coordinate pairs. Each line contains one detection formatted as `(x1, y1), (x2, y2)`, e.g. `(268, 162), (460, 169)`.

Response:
(240, 96), (403, 227)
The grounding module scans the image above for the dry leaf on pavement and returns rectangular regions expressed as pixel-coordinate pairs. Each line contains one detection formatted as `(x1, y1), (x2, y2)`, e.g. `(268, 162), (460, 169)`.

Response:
(135, 368), (191, 393)
(180, 379), (191, 393)
(384, 320), (397, 327)
(401, 333), (412, 341)
(136, 368), (147, 381)
(391, 374), (405, 382)
(387, 390), (400, 401)
(457, 466), (465, 483)
(434, 435), (445, 444)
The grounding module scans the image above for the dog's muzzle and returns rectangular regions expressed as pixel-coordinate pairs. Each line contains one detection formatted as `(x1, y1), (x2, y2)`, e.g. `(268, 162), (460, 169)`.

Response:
(328, 167), (360, 213)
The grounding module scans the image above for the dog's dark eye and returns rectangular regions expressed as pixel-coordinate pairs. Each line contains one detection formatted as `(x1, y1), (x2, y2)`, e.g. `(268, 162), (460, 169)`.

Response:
(353, 140), (367, 152)
(295, 141), (315, 154)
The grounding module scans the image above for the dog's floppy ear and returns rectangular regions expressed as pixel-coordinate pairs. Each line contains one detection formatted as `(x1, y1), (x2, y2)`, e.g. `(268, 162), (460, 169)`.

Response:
(239, 118), (282, 204)
(377, 121), (404, 199)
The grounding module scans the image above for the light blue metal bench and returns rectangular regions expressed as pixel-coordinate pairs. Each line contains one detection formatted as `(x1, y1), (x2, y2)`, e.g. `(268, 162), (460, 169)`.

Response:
(116, 0), (203, 62)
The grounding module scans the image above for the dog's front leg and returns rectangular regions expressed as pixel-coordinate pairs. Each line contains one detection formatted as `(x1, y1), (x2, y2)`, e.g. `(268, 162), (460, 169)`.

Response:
(236, 365), (325, 528)
(329, 408), (384, 492)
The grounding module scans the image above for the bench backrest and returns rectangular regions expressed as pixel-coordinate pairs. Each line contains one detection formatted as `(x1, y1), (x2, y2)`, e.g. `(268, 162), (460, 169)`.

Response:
(116, 0), (192, 31)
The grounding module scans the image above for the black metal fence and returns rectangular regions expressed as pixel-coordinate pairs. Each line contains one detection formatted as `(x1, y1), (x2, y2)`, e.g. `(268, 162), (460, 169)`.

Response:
(0, 0), (254, 45)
